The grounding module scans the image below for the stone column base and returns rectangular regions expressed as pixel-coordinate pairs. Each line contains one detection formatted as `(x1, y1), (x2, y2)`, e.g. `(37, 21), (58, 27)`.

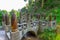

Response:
(10, 29), (20, 40)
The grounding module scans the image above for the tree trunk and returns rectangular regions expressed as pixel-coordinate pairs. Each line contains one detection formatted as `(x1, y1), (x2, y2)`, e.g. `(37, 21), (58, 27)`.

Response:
(41, 0), (44, 8)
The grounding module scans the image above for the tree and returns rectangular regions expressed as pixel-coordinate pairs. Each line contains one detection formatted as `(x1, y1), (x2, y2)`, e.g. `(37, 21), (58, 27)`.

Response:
(24, 0), (27, 2)
(0, 10), (8, 26)
(0, 10), (2, 26)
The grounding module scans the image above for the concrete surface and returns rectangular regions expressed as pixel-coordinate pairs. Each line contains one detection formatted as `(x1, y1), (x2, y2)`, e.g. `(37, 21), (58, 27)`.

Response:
(0, 30), (8, 40)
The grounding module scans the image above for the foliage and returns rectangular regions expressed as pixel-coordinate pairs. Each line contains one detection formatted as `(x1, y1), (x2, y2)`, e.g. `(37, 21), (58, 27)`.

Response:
(38, 28), (56, 40)
(23, 0), (60, 14)
(45, 7), (60, 23)
(1, 10), (7, 14)
(10, 9), (20, 19)
(0, 9), (20, 26)
(56, 34), (60, 40)
(24, 0), (27, 2)
(0, 11), (2, 26)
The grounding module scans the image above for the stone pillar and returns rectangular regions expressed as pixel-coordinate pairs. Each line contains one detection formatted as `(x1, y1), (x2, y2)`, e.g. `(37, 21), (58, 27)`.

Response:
(11, 13), (20, 40)
(37, 14), (41, 34)
(52, 15), (56, 29)
(5, 13), (10, 32)
(10, 29), (20, 40)
(48, 14), (52, 28)
(2, 14), (5, 29)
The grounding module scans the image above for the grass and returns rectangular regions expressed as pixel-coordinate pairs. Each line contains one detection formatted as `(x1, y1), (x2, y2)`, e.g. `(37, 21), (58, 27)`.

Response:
(56, 25), (60, 40)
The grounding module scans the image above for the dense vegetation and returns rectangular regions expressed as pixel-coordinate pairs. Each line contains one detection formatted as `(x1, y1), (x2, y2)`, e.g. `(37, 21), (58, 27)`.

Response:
(0, 10), (20, 26)
(22, 0), (60, 23)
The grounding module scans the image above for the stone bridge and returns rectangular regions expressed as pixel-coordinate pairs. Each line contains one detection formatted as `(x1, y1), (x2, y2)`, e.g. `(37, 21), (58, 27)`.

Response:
(2, 20), (39, 40)
(1, 13), (56, 40)
(2, 20), (56, 40)
(18, 21), (39, 39)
